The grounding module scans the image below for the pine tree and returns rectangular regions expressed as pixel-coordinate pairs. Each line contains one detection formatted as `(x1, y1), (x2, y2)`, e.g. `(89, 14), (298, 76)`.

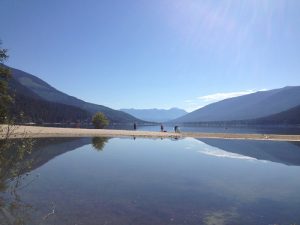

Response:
(0, 42), (12, 123)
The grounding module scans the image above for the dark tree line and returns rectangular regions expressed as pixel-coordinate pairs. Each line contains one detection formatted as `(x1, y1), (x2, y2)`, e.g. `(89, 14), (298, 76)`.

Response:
(9, 93), (92, 124)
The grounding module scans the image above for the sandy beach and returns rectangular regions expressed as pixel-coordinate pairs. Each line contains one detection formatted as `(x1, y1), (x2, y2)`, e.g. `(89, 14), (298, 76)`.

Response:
(1, 125), (300, 141)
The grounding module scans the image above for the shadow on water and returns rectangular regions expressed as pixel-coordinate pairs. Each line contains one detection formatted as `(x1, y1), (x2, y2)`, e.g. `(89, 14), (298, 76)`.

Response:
(198, 138), (300, 166)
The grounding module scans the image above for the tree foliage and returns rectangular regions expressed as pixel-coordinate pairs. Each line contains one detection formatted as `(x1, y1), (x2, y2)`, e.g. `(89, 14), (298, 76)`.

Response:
(0, 42), (12, 122)
(92, 112), (109, 129)
(92, 137), (109, 151)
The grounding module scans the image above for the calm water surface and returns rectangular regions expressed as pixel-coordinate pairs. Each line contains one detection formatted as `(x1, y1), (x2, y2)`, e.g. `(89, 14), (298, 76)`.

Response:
(135, 125), (300, 134)
(1, 137), (300, 225)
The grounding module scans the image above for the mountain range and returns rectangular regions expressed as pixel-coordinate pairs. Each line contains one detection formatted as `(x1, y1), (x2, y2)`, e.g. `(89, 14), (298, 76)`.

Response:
(5, 66), (300, 126)
(120, 108), (187, 122)
(174, 86), (300, 124)
(7, 67), (141, 123)
(254, 104), (300, 124)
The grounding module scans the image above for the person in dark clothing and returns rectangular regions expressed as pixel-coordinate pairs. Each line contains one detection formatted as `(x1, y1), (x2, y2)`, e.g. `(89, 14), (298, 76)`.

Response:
(160, 124), (164, 132)
(134, 122), (137, 130)
(174, 125), (179, 133)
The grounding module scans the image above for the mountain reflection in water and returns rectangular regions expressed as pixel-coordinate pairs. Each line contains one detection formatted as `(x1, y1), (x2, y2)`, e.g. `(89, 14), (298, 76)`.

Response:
(199, 139), (300, 166)
(0, 137), (108, 225)
(1, 137), (300, 225)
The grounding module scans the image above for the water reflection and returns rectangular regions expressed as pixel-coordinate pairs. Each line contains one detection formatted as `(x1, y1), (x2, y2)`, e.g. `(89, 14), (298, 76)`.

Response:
(0, 138), (35, 225)
(0, 137), (90, 225)
(91, 137), (109, 151)
(0, 137), (300, 225)
(199, 139), (300, 166)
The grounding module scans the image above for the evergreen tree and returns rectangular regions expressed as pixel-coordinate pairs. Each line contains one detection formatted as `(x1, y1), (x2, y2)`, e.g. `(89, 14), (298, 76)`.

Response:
(0, 42), (12, 122)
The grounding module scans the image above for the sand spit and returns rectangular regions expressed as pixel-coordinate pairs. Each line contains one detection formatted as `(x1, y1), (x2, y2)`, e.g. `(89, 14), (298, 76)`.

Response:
(1, 125), (300, 141)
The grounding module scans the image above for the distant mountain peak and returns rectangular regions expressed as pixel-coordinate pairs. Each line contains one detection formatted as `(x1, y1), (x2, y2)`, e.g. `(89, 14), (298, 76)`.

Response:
(120, 108), (187, 123)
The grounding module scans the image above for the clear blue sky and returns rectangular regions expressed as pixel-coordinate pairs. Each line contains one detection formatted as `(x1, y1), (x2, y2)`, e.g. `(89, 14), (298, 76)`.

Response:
(1, 0), (300, 111)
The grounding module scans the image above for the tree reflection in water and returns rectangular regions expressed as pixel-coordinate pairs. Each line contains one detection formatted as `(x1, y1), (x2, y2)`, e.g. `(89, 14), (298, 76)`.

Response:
(91, 137), (109, 151)
(0, 137), (35, 225)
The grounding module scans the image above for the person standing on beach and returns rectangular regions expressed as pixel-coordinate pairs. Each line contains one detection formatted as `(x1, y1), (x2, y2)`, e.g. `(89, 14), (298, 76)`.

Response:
(134, 122), (137, 130)
(174, 125), (178, 133)
(160, 124), (164, 132)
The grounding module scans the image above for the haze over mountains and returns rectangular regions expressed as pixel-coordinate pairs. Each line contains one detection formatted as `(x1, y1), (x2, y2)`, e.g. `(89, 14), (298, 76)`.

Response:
(5, 66), (300, 126)
(174, 86), (300, 124)
(8, 67), (141, 123)
(256, 105), (300, 124)
(120, 108), (187, 123)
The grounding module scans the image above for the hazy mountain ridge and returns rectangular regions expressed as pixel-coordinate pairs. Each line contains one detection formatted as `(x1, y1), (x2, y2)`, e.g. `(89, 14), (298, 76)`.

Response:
(120, 108), (187, 122)
(254, 104), (300, 124)
(8, 74), (92, 123)
(7, 66), (300, 125)
(174, 86), (300, 123)
(9, 67), (141, 123)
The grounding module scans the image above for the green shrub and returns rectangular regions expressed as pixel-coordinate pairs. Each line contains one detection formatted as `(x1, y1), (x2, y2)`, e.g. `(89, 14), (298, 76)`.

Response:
(92, 112), (109, 129)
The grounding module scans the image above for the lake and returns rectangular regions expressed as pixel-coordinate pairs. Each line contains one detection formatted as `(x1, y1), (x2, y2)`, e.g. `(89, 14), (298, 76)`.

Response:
(135, 125), (300, 135)
(1, 137), (300, 225)
(108, 123), (300, 135)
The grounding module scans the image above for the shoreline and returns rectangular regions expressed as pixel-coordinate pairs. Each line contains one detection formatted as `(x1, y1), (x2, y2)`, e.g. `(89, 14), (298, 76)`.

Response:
(1, 125), (300, 141)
